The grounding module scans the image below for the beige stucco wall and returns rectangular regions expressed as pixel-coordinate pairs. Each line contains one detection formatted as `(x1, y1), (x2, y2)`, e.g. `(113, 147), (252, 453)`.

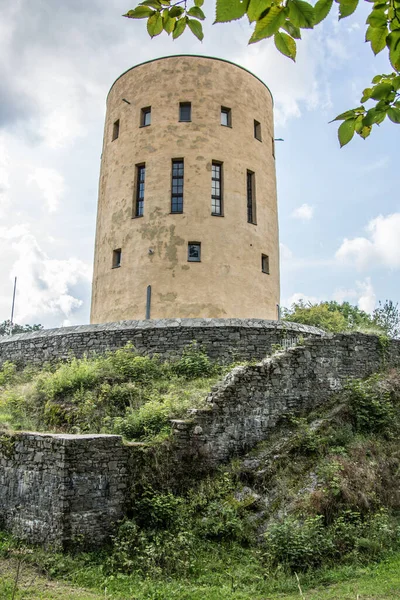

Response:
(90, 55), (280, 322)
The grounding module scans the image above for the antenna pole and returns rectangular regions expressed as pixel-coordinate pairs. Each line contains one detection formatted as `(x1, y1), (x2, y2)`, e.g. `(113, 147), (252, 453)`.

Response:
(10, 277), (17, 334)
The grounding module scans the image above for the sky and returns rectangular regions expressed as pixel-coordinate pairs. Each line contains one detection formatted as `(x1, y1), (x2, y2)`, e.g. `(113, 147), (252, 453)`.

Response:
(0, 0), (398, 328)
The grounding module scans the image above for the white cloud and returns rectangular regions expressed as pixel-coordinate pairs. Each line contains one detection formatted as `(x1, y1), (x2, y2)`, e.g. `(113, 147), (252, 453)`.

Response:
(336, 213), (400, 270)
(280, 243), (293, 261)
(357, 278), (376, 314)
(291, 203), (314, 221)
(285, 292), (320, 307)
(28, 167), (66, 213)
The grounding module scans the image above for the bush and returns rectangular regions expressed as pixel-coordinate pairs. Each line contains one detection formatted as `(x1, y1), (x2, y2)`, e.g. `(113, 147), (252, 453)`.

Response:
(346, 375), (397, 434)
(171, 343), (217, 379)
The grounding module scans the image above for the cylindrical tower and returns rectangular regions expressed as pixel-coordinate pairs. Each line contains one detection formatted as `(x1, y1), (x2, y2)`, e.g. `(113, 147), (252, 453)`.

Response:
(90, 55), (279, 322)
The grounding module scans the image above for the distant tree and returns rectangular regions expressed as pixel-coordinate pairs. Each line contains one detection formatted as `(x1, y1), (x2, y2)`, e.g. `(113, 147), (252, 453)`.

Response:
(0, 320), (43, 337)
(124, 0), (400, 146)
(282, 300), (392, 334)
(373, 300), (400, 338)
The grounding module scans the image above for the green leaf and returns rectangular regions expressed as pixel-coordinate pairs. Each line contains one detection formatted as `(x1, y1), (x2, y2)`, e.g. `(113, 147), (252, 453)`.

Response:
(331, 109), (356, 121)
(366, 9), (387, 28)
(360, 87), (373, 102)
(338, 0), (359, 19)
(274, 31), (297, 60)
(387, 107), (400, 122)
(282, 20), (302, 38)
(215, 0), (249, 22)
(392, 75), (400, 90)
(188, 6), (206, 19)
(194, 0), (204, 6)
(169, 5), (184, 17)
(387, 30), (400, 69)
(172, 16), (187, 38)
(338, 119), (356, 147)
(370, 82), (393, 99)
(187, 17), (204, 40)
(288, 0), (315, 28)
(140, 0), (162, 8)
(163, 10), (176, 32)
(249, 7), (286, 42)
(147, 11), (163, 36)
(247, 0), (271, 21)
(366, 25), (388, 54)
(372, 74), (383, 83)
(124, 6), (155, 18)
(354, 114), (364, 132)
(160, 0), (170, 5)
(359, 125), (372, 139)
(313, 0), (333, 24)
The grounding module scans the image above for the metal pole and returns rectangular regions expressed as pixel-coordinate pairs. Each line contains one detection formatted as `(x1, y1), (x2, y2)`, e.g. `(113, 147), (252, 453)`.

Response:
(146, 285), (151, 320)
(10, 276), (17, 335)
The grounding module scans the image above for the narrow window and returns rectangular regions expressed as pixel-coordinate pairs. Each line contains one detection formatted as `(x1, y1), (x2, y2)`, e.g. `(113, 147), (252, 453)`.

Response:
(141, 107), (151, 127)
(171, 159), (184, 213)
(211, 162), (223, 216)
(272, 136), (275, 158)
(254, 120), (262, 141)
(179, 102), (191, 122)
(247, 170), (256, 224)
(112, 119), (120, 141)
(188, 242), (201, 262)
(135, 164), (145, 217)
(262, 254), (270, 274)
(112, 249), (121, 268)
(221, 107), (231, 127)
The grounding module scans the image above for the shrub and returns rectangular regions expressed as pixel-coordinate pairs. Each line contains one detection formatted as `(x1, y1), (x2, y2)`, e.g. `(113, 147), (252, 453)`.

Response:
(171, 343), (217, 379)
(346, 375), (397, 434)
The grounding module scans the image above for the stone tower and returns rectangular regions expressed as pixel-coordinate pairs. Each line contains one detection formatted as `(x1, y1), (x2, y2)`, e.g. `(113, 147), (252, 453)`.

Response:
(90, 55), (280, 323)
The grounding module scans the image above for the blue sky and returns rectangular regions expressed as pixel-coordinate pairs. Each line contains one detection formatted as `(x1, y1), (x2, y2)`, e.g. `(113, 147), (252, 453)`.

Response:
(0, 0), (398, 327)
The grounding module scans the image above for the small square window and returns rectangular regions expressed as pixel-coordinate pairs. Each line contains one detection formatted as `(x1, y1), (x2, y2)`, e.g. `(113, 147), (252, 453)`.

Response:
(254, 120), (262, 141)
(141, 107), (151, 127)
(112, 249), (122, 268)
(221, 107), (231, 127)
(188, 242), (201, 262)
(261, 254), (269, 274)
(179, 102), (191, 122)
(112, 119), (120, 141)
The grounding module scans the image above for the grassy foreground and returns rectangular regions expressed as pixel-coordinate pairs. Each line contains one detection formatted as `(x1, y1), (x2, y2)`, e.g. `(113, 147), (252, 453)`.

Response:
(1, 548), (400, 599)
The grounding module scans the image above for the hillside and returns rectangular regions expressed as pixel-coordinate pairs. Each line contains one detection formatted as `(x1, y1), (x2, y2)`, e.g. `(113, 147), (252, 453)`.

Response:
(0, 347), (400, 598)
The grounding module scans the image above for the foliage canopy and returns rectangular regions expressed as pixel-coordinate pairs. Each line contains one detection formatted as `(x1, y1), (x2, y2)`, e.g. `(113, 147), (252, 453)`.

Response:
(124, 0), (400, 145)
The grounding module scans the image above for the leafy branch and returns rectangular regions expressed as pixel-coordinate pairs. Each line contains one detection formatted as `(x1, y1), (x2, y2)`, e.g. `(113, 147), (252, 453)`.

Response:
(124, 0), (400, 146)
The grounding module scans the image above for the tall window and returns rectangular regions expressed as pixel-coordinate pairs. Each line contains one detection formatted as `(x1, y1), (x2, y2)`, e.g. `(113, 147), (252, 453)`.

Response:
(211, 162), (223, 216)
(247, 170), (256, 224)
(221, 107), (231, 127)
(140, 107), (151, 127)
(179, 102), (191, 122)
(135, 164), (145, 217)
(171, 160), (184, 213)
(188, 242), (201, 262)
(112, 119), (120, 141)
(261, 254), (270, 274)
(254, 120), (262, 141)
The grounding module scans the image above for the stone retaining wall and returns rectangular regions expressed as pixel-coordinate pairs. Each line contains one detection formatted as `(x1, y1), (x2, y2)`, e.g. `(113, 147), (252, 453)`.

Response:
(171, 334), (400, 465)
(0, 319), (323, 368)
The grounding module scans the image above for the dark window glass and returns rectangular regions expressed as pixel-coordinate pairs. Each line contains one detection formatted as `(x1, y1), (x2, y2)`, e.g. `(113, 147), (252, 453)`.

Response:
(112, 248), (121, 268)
(135, 165), (145, 217)
(112, 119), (120, 141)
(211, 162), (223, 216)
(247, 170), (256, 224)
(221, 107), (231, 127)
(141, 107), (151, 127)
(179, 102), (191, 122)
(171, 159), (184, 213)
(254, 120), (262, 141)
(188, 242), (201, 262)
(262, 254), (270, 274)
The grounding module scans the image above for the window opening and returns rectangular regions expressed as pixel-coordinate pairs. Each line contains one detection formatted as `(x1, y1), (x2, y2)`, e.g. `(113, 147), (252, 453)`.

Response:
(171, 159), (184, 213)
(254, 120), (262, 141)
(112, 119), (120, 141)
(141, 107), (151, 127)
(179, 102), (192, 122)
(247, 170), (256, 224)
(188, 242), (201, 262)
(112, 249), (121, 268)
(211, 162), (223, 216)
(262, 254), (270, 274)
(221, 107), (232, 127)
(135, 164), (145, 217)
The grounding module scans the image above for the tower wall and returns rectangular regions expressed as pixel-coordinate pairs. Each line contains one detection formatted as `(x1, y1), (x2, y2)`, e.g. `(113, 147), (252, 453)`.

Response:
(91, 55), (279, 322)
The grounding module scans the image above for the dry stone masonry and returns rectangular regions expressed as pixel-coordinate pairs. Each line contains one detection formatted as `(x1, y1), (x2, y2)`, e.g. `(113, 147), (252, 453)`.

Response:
(0, 319), (323, 369)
